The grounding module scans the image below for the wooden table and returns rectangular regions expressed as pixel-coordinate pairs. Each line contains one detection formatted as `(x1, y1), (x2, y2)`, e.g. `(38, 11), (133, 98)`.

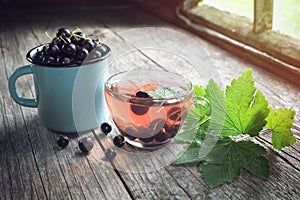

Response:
(0, 2), (299, 199)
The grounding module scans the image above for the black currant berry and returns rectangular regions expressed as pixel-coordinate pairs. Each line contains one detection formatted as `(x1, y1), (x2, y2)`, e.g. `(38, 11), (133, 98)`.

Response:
(81, 39), (94, 52)
(44, 55), (56, 64)
(120, 128), (137, 141)
(62, 43), (76, 57)
(57, 57), (71, 65)
(104, 148), (116, 160)
(136, 91), (150, 98)
(74, 31), (85, 38)
(149, 118), (166, 134)
(78, 137), (94, 153)
(56, 28), (71, 37)
(57, 135), (69, 148)
(164, 124), (180, 138)
(155, 130), (169, 142)
(113, 135), (125, 148)
(42, 44), (50, 53)
(34, 51), (45, 63)
(101, 122), (112, 135)
(61, 35), (71, 44)
(139, 136), (154, 143)
(48, 44), (61, 57)
(70, 35), (81, 45)
(167, 107), (182, 121)
(76, 47), (89, 60)
(130, 105), (149, 115)
(130, 91), (150, 115)
(34, 27), (105, 67)
(52, 37), (66, 48)
(52, 37), (61, 45)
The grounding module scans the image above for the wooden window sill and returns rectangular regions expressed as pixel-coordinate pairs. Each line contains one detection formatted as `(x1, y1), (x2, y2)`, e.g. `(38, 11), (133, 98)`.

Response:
(128, 0), (300, 86)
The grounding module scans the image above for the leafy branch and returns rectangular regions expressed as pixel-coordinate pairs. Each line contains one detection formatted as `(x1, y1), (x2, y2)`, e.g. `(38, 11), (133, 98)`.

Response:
(172, 69), (296, 188)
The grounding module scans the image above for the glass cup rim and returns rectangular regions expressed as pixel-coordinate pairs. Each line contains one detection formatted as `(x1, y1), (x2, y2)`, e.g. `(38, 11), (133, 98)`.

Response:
(104, 69), (194, 104)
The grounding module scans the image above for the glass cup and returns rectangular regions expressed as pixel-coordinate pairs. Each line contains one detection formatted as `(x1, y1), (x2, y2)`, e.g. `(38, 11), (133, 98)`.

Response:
(104, 69), (193, 149)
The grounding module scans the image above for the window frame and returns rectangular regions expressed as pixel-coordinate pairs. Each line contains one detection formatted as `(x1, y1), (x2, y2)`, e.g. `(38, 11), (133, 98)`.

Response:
(128, 0), (300, 85)
(176, 0), (300, 85)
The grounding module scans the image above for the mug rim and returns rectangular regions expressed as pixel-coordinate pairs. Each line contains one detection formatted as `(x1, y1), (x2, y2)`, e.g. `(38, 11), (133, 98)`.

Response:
(26, 43), (111, 68)
(104, 69), (194, 105)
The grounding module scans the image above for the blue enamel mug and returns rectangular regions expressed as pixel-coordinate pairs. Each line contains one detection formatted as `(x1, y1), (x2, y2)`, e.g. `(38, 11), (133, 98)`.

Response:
(8, 44), (111, 133)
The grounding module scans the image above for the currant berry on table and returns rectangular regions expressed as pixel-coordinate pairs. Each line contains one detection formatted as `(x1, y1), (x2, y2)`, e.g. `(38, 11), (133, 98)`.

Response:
(78, 137), (94, 153)
(113, 135), (125, 148)
(57, 135), (69, 148)
(101, 122), (112, 135)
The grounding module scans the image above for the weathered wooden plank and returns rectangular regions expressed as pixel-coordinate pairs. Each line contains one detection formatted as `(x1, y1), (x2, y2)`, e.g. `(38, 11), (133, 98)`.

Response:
(91, 8), (217, 199)
(185, 145), (300, 200)
(257, 129), (300, 170)
(0, 3), (299, 200)
(89, 31), (198, 199)
(0, 11), (132, 200)
(95, 3), (300, 124)
(0, 28), (48, 200)
(201, 45), (300, 124)
(26, 9), (133, 200)
(91, 6), (224, 87)
(90, 9), (212, 199)
(171, 131), (300, 199)
(174, 3), (300, 86)
(94, 128), (193, 200)
(93, 6), (300, 199)
(1, 23), (73, 200)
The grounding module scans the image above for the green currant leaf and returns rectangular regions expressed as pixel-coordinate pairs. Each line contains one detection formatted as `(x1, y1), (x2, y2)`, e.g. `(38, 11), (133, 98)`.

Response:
(176, 85), (210, 143)
(176, 107), (210, 143)
(199, 138), (270, 188)
(199, 162), (240, 187)
(171, 69), (296, 189)
(175, 128), (198, 143)
(265, 108), (296, 150)
(146, 86), (185, 99)
(204, 79), (226, 135)
(208, 69), (270, 137)
(193, 85), (206, 97)
(171, 140), (202, 165)
(224, 70), (270, 136)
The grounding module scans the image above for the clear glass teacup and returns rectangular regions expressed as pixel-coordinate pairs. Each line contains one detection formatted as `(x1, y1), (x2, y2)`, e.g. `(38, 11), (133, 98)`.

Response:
(104, 69), (193, 149)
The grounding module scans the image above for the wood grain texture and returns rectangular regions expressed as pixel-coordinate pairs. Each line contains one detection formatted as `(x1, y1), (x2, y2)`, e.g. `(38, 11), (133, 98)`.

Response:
(184, 4), (300, 74)
(0, 6), (132, 200)
(130, 0), (300, 86)
(93, 5), (300, 200)
(28, 10), (133, 200)
(0, 2), (300, 200)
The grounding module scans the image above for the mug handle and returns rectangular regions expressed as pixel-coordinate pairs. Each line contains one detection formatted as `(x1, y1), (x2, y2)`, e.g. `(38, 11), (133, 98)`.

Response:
(8, 65), (38, 108)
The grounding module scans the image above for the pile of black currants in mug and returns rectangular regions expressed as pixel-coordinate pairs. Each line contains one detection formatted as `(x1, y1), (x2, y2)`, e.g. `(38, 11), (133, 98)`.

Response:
(34, 28), (107, 66)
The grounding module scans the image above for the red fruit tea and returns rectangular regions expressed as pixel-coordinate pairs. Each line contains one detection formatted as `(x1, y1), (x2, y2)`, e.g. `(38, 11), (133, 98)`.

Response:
(105, 71), (193, 149)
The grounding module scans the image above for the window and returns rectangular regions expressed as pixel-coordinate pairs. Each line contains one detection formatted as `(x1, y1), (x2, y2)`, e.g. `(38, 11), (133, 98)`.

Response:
(273, 0), (300, 38)
(203, 0), (300, 38)
(202, 0), (253, 21)
(177, 0), (300, 85)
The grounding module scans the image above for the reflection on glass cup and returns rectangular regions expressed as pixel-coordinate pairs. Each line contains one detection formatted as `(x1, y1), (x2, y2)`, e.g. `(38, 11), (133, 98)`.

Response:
(105, 69), (193, 149)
